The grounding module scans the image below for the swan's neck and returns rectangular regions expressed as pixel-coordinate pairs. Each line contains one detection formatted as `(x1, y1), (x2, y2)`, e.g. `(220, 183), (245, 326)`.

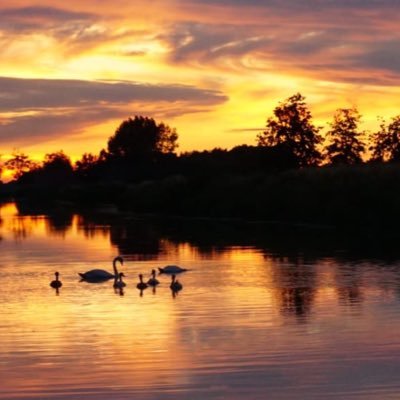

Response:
(113, 261), (118, 275)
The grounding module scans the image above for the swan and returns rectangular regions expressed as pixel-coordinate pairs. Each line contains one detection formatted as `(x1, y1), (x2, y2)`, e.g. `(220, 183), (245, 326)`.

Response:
(113, 272), (126, 289)
(79, 256), (123, 282)
(136, 274), (148, 290)
(147, 269), (160, 286)
(158, 265), (187, 274)
(50, 272), (62, 289)
(170, 274), (183, 292)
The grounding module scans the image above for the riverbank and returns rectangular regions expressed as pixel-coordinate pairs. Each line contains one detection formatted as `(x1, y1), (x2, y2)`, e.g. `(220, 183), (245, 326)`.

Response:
(2, 162), (400, 231)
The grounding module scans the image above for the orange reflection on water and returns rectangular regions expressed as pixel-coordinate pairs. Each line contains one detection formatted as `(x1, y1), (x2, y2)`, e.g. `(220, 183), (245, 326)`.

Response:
(1, 276), (194, 397)
(2, 203), (400, 399)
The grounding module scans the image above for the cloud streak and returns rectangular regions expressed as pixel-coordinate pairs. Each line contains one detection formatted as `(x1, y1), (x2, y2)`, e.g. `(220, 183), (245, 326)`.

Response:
(0, 77), (227, 110)
(160, 17), (400, 85)
(0, 6), (96, 33)
(0, 77), (227, 147)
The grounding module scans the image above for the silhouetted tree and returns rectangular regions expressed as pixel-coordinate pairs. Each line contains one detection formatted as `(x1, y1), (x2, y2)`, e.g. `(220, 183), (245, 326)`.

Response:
(42, 151), (73, 174)
(75, 152), (99, 176)
(369, 116), (400, 162)
(74, 152), (108, 182)
(325, 108), (365, 164)
(75, 153), (98, 170)
(256, 93), (322, 167)
(4, 151), (38, 180)
(17, 150), (75, 185)
(107, 116), (178, 161)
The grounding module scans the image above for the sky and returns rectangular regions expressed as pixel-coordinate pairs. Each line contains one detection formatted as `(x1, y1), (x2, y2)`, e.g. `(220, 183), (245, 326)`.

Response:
(0, 0), (400, 162)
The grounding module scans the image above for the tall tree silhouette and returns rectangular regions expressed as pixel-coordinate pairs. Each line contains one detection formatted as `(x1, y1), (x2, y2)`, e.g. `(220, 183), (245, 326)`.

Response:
(107, 116), (178, 161)
(256, 93), (322, 167)
(369, 116), (400, 162)
(325, 108), (365, 165)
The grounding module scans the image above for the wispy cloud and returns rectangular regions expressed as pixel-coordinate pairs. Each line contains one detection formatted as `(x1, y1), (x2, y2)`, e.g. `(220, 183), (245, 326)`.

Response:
(160, 14), (400, 85)
(0, 6), (96, 32)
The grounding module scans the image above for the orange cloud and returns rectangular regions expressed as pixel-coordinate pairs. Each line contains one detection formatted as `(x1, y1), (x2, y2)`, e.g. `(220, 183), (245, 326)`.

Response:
(0, 1), (399, 160)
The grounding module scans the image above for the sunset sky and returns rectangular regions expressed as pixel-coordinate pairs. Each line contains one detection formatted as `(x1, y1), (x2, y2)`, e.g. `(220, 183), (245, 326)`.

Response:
(0, 1), (400, 162)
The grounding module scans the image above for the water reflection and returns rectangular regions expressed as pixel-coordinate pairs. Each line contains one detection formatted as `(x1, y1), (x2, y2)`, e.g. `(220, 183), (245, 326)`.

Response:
(336, 263), (364, 307)
(2, 203), (400, 399)
(6, 201), (400, 264)
(52, 286), (61, 296)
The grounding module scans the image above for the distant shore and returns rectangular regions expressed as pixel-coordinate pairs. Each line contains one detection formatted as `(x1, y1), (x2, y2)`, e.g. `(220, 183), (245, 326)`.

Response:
(2, 162), (400, 233)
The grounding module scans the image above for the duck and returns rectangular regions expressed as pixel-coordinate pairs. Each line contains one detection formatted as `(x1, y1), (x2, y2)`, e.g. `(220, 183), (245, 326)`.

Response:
(147, 269), (160, 286)
(170, 274), (183, 292)
(113, 272), (126, 289)
(158, 265), (187, 274)
(79, 256), (123, 282)
(50, 272), (62, 289)
(136, 274), (148, 290)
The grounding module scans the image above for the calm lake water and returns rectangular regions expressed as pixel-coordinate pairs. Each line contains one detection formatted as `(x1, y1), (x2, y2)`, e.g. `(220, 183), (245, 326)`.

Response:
(1, 202), (400, 399)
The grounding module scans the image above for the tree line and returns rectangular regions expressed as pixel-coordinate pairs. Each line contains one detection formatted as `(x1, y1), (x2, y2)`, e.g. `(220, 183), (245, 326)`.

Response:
(1, 93), (400, 184)
(257, 93), (400, 166)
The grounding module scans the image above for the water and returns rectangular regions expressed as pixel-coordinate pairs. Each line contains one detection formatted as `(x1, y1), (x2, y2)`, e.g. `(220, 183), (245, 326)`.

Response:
(1, 202), (400, 399)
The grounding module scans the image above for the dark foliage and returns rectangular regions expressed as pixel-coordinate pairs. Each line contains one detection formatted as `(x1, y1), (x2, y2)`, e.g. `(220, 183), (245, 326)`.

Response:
(257, 93), (322, 167)
(325, 108), (365, 165)
(4, 152), (38, 180)
(107, 116), (178, 161)
(18, 151), (74, 185)
(370, 115), (400, 162)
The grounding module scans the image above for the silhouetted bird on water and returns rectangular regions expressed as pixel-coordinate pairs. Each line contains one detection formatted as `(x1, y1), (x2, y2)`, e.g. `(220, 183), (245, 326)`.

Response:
(147, 269), (160, 286)
(136, 274), (148, 290)
(158, 265), (187, 274)
(170, 274), (183, 292)
(50, 272), (62, 289)
(113, 272), (126, 289)
(79, 256), (123, 282)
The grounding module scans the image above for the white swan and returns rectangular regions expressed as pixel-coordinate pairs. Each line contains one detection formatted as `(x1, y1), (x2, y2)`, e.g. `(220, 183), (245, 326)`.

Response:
(50, 272), (62, 289)
(113, 272), (126, 289)
(136, 274), (148, 290)
(170, 274), (183, 292)
(158, 265), (187, 274)
(79, 256), (123, 282)
(147, 269), (160, 286)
